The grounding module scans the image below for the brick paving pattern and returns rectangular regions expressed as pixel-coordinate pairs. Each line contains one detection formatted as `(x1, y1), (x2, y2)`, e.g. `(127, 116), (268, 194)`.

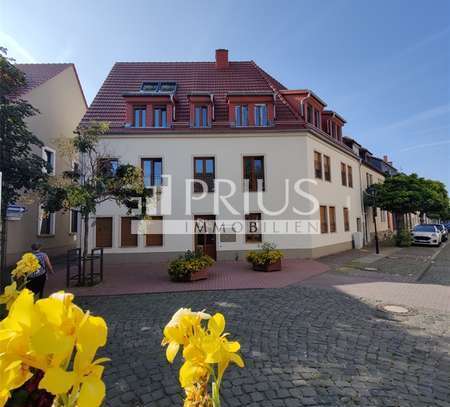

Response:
(79, 287), (450, 407)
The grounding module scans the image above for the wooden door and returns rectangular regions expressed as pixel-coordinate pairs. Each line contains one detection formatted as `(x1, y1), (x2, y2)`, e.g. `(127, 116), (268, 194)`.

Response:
(194, 215), (217, 260)
(96, 217), (112, 248)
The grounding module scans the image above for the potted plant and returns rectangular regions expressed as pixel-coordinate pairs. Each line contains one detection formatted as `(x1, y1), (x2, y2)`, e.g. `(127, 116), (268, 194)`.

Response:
(168, 249), (215, 282)
(246, 242), (284, 272)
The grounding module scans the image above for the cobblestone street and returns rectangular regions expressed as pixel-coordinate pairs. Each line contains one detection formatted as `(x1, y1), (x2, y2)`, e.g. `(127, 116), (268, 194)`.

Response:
(79, 284), (450, 406)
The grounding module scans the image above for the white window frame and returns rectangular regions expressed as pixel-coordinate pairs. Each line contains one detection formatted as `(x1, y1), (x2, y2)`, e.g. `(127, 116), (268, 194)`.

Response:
(38, 205), (56, 236)
(42, 146), (56, 175)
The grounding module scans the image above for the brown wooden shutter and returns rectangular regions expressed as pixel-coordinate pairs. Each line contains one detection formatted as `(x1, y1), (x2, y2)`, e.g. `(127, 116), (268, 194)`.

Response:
(121, 217), (138, 247)
(96, 217), (113, 248)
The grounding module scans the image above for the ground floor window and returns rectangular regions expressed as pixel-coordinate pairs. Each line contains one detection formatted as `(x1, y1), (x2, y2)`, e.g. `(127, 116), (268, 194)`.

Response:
(96, 217), (113, 248)
(329, 206), (336, 233)
(146, 216), (163, 247)
(121, 217), (138, 247)
(245, 213), (262, 243)
(343, 208), (350, 231)
(320, 206), (328, 234)
(70, 209), (79, 234)
(38, 207), (55, 235)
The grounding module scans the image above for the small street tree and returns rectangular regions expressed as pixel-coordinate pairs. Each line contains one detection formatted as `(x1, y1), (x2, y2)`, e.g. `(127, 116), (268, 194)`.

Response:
(365, 173), (449, 245)
(418, 179), (449, 221)
(40, 121), (144, 272)
(0, 48), (48, 285)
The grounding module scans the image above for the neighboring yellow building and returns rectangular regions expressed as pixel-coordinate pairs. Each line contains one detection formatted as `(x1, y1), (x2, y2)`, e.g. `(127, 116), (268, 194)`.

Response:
(6, 64), (87, 265)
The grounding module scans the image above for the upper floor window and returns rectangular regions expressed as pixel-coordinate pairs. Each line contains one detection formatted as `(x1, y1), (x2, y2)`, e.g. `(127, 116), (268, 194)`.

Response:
(194, 106), (209, 128)
(337, 126), (342, 141)
(98, 158), (118, 178)
(254, 104), (268, 127)
(153, 106), (167, 128)
(133, 106), (146, 128)
(341, 163), (347, 186)
(314, 151), (322, 179)
(42, 147), (55, 175)
(314, 110), (321, 128)
(142, 158), (162, 188)
(307, 105), (313, 124)
(366, 173), (373, 187)
(324, 155), (331, 182)
(235, 105), (248, 127)
(194, 157), (215, 193)
(347, 165), (353, 188)
(243, 156), (265, 192)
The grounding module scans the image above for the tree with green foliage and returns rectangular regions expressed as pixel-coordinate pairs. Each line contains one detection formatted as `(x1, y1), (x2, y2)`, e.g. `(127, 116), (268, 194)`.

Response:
(0, 47), (48, 285)
(365, 173), (449, 245)
(40, 121), (144, 270)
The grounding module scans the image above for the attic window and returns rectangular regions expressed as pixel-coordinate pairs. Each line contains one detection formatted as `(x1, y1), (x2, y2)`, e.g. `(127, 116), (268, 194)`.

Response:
(140, 81), (177, 93)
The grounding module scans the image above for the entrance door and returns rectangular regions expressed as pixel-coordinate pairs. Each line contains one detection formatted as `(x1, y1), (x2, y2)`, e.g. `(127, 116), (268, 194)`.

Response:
(194, 215), (217, 260)
(96, 217), (113, 248)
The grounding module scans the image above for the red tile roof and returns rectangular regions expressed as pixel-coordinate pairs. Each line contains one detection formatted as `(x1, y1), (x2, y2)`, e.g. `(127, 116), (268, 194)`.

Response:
(81, 60), (303, 130)
(15, 63), (73, 95)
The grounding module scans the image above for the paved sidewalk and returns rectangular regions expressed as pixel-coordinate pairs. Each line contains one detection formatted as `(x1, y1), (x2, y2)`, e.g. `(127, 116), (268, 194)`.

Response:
(302, 243), (450, 312)
(46, 258), (329, 297)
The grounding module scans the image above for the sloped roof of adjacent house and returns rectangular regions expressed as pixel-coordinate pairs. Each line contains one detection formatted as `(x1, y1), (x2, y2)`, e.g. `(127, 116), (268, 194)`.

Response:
(81, 60), (301, 129)
(15, 63), (87, 107)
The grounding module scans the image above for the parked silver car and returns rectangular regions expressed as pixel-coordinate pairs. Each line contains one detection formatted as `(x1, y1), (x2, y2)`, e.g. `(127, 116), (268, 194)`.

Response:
(411, 224), (441, 246)
(430, 224), (448, 242)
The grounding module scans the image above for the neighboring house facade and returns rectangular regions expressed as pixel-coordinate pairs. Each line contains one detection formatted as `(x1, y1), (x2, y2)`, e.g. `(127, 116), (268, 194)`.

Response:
(80, 49), (367, 262)
(6, 64), (87, 265)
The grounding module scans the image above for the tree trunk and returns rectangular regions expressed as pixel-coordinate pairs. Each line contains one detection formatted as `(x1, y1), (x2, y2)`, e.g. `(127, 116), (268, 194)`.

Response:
(82, 211), (89, 277)
(0, 210), (8, 289)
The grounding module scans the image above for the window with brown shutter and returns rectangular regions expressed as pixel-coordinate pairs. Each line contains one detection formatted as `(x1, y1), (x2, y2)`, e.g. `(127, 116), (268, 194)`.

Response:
(320, 206), (328, 234)
(347, 165), (353, 188)
(324, 155), (331, 181)
(145, 216), (163, 247)
(194, 157), (215, 193)
(121, 217), (137, 247)
(245, 213), (262, 243)
(343, 207), (350, 231)
(243, 156), (265, 192)
(341, 163), (347, 186)
(329, 206), (336, 233)
(96, 217), (113, 248)
(314, 151), (322, 179)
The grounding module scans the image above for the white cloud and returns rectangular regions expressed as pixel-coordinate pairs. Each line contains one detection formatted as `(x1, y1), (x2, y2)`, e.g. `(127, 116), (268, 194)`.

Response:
(0, 31), (36, 63)
(399, 139), (450, 152)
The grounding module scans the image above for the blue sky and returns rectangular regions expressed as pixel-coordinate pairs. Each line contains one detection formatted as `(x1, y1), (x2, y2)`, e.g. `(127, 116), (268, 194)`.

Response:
(1, 0), (449, 188)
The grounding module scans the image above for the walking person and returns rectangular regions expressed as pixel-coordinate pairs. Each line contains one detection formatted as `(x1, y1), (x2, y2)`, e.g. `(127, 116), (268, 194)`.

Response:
(26, 243), (54, 298)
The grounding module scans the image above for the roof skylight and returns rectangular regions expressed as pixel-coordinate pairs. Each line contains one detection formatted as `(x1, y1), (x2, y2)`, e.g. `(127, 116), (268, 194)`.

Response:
(140, 81), (177, 94)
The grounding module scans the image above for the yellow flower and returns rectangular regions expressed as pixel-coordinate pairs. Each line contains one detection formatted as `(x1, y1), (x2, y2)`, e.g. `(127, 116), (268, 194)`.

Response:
(0, 282), (20, 310)
(162, 308), (210, 363)
(10, 253), (40, 280)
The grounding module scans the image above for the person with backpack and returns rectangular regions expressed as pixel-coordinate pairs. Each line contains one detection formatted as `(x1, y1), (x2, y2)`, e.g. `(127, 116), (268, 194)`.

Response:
(26, 243), (54, 298)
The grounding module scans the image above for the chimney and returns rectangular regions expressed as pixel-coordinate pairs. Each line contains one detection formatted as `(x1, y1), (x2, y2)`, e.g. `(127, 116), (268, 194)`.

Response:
(383, 155), (388, 162)
(215, 49), (229, 69)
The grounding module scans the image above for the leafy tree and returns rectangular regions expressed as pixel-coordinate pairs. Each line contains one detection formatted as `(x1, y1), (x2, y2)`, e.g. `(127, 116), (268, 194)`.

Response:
(0, 48), (48, 285)
(365, 173), (449, 244)
(40, 121), (144, 269)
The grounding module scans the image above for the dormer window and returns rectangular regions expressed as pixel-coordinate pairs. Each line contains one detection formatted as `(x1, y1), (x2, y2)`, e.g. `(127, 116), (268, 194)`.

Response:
(154, 106), (167, 128)
(235, 105), (249, 127)
(254, 104), (268, 127)
(140, 81), (177, 94)
(314, 110), (321, 128)
(306, 105), (313, 124)
(133, 106), (146, 128)
(194, 106), (209, 128)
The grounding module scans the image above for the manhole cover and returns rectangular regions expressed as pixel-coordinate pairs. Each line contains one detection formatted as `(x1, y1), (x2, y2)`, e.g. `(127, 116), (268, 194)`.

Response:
(375, 304), (417, 321)
(382, 305), (409, 314)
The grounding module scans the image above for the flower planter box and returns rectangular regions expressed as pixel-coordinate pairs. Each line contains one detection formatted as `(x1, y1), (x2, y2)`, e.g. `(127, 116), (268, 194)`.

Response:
(252, 259), (282, 272)
(189, 267), (209, 281)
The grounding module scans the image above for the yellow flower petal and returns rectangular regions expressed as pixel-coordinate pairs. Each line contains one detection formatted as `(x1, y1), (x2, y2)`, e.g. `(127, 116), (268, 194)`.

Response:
(166, 341), (180, 363)
(78, 315), (108, 350)
(39, 367), (76, 394)
(77, 376), (106, 407)
(230, 352), (244, 368)
(208, 313), (225, 336)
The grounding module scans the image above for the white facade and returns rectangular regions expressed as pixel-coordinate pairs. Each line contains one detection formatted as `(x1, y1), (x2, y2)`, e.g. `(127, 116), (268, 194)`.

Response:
(88, 130), (363, 260)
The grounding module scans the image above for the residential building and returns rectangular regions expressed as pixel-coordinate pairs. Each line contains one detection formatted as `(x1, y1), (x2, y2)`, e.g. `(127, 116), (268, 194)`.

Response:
(6, 64), (87, 265)
(80, 49), (365, 262)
